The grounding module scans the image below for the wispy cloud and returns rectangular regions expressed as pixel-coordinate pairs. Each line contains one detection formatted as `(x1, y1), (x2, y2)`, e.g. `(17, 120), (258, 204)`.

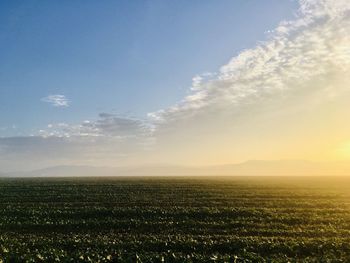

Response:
(146, 0), (350, 163)
(150, 0), (350, 127)
(39, 113), (152, 139)
(0, 113), (154, 171)
(41, 95), (70, 107)
(151, 0), (347, 120)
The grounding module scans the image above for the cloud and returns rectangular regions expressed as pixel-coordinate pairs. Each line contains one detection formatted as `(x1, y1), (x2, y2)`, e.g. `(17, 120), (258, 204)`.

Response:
(0, 114), (154, 172)
(41, 94), (70, 107)
(150, 0), (350, 126)
(147, 0), (350, 163)
(39, 113), (152, 139)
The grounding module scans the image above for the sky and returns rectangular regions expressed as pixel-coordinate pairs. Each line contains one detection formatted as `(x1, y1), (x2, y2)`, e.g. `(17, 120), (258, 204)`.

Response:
(0, 0), (350, 173)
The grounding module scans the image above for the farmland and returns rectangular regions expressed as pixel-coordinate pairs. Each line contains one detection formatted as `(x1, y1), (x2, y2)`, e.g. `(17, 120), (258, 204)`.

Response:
(0, 176), (350, 262)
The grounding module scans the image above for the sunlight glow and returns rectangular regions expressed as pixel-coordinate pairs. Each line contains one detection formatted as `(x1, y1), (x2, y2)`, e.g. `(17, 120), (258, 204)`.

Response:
(337, 141), (350, 160)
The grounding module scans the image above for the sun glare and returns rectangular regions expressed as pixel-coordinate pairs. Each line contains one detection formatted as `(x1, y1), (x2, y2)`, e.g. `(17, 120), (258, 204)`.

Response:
(337, 141), (350, 159)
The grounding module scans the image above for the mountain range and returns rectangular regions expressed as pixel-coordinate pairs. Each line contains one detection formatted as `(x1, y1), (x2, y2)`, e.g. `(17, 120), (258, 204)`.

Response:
(2, 160), (350, 177)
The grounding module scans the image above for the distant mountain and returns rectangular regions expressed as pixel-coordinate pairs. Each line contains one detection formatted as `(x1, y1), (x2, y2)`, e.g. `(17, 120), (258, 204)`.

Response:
(209, 160), (350, 176)
(2, 165), (120, 178)
(2, 160), (350, 177)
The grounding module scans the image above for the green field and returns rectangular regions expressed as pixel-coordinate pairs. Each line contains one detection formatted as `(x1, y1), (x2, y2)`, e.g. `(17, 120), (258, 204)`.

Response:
(0, 176), (350, 262)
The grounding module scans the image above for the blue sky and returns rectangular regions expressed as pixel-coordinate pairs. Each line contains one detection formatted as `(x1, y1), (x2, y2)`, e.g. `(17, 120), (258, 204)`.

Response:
(0, 0), (298, 136)
(1, 0), (349, 173)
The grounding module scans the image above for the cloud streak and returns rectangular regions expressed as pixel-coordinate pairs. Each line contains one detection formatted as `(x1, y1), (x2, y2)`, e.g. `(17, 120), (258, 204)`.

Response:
(146, 0), (350, 164)
(150, 0), (350, 126)
(40, 113), (152, 139)
(0, 113), (153, 172)
(41, 95), (70, 107)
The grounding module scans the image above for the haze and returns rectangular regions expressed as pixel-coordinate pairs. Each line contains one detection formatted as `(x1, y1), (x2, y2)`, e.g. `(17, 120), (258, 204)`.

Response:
(1, 0), (350, 175)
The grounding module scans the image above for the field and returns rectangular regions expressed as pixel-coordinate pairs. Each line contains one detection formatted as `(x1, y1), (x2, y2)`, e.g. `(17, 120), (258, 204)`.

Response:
(0, 176), (350, 262)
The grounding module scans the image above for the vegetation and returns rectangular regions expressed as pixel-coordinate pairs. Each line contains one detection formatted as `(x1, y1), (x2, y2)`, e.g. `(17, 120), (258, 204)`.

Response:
(0, 176), (349, 262)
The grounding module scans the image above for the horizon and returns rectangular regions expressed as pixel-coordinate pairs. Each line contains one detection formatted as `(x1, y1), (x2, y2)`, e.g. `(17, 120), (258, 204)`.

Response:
(1, 0), (350, 174)
(3, 159), (350, 177)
